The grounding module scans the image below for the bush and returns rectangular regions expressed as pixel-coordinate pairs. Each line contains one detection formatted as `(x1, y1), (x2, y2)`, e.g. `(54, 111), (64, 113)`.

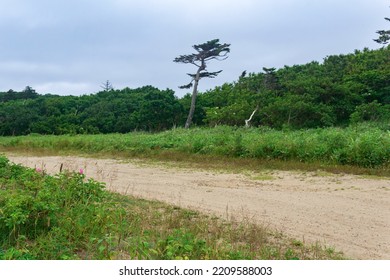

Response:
(0, 156), (106, 259)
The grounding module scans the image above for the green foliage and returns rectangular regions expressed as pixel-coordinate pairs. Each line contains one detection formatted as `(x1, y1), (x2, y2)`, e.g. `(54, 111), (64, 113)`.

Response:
(156, 229), (211, 260)
(0, 87), (38, 103)
(0, 86), (184, 135)
(200, 46), (389, 129)
(1, 125), (389, 168)
(0, 156), (106, 259)
(350, 101), (390, 124)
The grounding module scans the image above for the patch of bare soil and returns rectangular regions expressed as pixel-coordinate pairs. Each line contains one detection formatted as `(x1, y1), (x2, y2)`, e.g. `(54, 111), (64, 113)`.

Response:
(7, 155), (390, 259)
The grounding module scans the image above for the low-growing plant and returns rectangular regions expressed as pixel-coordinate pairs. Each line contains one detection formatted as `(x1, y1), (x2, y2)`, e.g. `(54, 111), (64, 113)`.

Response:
(157, 229), (211, 260)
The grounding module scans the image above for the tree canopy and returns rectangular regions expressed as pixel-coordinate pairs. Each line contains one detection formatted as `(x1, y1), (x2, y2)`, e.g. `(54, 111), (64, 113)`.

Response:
(201, 46), (389, 129)
(0, 86), (183, 135)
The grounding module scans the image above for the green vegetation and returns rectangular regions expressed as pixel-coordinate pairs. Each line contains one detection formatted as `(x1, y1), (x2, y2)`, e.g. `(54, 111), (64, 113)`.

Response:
(198, 46), (390, 129)
(0, 46), (389, 135)
(1, 125), (389, 170)
(0, 156), (343, 260)
(0, 35), (388, 261)
(0, 86), (183, 135)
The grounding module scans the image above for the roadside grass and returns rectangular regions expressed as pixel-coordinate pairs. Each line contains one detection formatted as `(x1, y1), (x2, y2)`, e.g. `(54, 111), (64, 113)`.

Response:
(0, 156), (344, 260)
(0, 125), (389, 176)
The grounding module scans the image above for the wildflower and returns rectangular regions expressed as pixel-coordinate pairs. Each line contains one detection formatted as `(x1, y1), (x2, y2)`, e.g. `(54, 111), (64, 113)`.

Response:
(79, 168), (84, 175)
(36, 168), (42, 173)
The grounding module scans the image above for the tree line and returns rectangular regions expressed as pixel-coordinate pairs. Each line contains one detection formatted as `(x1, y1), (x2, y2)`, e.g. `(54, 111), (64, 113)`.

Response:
(0, 86), (183, 135)
(193, 46), (390, 129)
(0, 46), (389, 136)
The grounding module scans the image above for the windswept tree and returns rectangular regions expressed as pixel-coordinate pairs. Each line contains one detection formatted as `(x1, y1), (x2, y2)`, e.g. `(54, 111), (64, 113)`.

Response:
(174, 39), (230, 128)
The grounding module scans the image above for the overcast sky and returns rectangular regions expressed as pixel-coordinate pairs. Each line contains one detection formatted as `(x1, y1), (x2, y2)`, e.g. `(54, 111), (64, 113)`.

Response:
(0, 0), (389, 97)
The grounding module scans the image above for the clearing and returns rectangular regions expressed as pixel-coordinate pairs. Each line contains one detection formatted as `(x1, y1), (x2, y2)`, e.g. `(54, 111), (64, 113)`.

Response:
(7, 155), (390, 259)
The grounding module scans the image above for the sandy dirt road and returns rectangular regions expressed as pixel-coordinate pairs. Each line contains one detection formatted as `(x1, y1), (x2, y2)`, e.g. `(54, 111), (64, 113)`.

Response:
(6, 155), (390, 259)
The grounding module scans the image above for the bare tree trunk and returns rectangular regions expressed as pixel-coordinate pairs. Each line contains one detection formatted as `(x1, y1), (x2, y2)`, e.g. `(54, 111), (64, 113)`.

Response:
(245, 105), (259, 128)
(185, 78), (199, 129)
(185, 62), (204, 129)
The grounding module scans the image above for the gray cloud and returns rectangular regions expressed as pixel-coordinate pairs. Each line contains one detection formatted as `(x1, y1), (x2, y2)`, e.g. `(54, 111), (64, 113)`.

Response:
(0, 0), (388, 96)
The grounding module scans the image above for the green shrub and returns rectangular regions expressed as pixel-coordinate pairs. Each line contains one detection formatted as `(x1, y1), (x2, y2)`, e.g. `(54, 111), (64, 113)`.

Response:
(0, 156), (107, 258)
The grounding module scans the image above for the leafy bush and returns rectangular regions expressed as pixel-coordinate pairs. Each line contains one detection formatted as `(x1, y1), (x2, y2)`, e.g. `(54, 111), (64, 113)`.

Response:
(0, 156), (106, 259)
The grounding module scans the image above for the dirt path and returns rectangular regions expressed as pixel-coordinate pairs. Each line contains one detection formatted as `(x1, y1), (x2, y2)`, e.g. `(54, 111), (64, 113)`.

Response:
(7, 155), (390, 259)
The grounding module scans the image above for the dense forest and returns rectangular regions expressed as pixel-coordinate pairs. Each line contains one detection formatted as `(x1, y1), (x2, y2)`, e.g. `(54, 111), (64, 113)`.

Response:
(0, 46), (389, 136)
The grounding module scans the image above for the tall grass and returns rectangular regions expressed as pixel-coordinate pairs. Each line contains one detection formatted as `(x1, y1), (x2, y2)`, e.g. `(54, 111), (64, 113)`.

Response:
(0, 125), (389, 168)
(0, 156), (343, 260)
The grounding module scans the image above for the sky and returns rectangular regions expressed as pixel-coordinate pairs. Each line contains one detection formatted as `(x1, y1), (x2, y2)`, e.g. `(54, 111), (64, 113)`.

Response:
(0, 0), (389, 97)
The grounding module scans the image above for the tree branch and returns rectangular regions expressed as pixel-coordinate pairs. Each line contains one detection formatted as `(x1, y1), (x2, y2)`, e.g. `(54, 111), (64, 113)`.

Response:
(245, 105), (259, 128)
